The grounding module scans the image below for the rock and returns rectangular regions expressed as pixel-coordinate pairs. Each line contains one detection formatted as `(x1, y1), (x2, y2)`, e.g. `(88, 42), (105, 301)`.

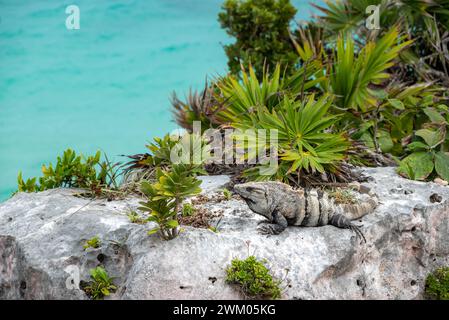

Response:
(197, 175), (230, 195)
(1, 167), (449, 300)
(434, 178), (449, 186)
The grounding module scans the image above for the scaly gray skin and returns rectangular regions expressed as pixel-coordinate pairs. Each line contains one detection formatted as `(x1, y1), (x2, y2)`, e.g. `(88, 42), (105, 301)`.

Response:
(234, 181), (378, 241)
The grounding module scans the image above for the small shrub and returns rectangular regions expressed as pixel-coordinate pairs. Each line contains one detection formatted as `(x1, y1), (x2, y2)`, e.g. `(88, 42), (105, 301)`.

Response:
(139, 181), (179, 240)
(218, 0), (298, 78)
(226, 256), (281, 299)
(83, 236), (101, 250)
(83, 267), (117, 300)
(182, 203), (195, 217)
(139, 165), (202, 240)
(17, 149), (121, 197)
(171, 82), (224, 132)
(425, 267), (449, 300)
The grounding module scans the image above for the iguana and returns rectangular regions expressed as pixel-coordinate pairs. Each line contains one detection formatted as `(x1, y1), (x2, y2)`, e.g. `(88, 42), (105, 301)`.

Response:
(234, 181), (378, 241)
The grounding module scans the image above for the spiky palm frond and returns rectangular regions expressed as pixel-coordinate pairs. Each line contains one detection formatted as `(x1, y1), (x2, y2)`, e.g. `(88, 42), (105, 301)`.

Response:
(232, 94), (349, 182)
(328, 27), (412, 111)
(217, 64), (285, 124)
(171, 81), (225, 132)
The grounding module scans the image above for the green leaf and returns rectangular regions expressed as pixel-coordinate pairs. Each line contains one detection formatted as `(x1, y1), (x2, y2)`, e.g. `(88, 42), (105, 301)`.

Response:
(165, 220), (179, 228)
(398, 152), (434, 180)
(147, 228), (160, 235)
(388, 99), (405, 110)
(101, 288), (110, 296)
(424, 108), (447, 124)
(378, 130), (394, 153)
(416, 129), (444, 147)
(406, 141), (429, 152)
(435, 152), (449, 182)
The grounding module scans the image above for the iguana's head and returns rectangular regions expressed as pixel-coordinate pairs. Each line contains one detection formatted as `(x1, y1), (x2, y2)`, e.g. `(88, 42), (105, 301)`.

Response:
(233, 182), (272, 219)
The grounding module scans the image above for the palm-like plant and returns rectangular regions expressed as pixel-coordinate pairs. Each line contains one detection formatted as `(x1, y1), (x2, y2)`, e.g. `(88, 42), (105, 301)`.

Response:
(217, 62), (325, 124)
(139, 165), (202, 240)
(328, 27), (412, 112)
(314, 0), (449, 84)
(233, 94), (349, 184)
(171, 81), (225, 132)
(217, 64), (285, 124)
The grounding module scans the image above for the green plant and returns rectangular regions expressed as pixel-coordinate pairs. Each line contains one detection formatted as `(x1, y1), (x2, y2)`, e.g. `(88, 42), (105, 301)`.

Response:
(425, 267), (449, 300)
(139, 165), (202, 240)
(83, 236), (101, 250)
(17, 149), (121, 197)
(217, 64), (285, 124)
(83, 267), (117, 300)
(398, 123), (449, 181)
(171, 82), (225, 132)
(222, 188), (232, 200)
(139, 181), (179, 240)
(152, 165), (203, 212)
(217, 63), (323, 125)
(127, 210), (147, 224)
(124, 134), (208, 178)
(181, 203), (195, 217)
(226, 256), (281, 299)
(327, 28), (412, 112)
(314, 0), (449, 85)
(17, 172), (38, 193)
(234, 94), (349, 184)
(218, 0), (298, 78)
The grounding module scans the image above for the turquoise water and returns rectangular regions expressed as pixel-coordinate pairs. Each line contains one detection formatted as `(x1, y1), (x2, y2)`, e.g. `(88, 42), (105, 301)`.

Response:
(0, 0), (319, 201)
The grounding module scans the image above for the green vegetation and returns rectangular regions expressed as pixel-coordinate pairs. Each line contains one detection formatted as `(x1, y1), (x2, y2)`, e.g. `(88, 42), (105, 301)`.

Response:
(17, 149), (121, 197)
(314, 0), (449, 86)
(181, 203), (195, 217)
(218, 0), (298, 78)
(139, 165), (202, 240)
(124, 134), (208, 179)
(127, 210), (147, 224)
(83, 236), (101, 250)
(226, 256), (281, 299)
(171, 0), (449, 186)
(235, 94), (349, 184)
(83, 267), (117, 300)
(425, 267), (449, 300)
(222, 188), (232, 200)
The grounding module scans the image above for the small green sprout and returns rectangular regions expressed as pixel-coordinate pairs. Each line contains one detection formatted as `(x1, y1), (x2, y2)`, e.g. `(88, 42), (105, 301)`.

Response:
(83, 266), (117, 300)
(127, 210), (147, 224)
(182, 203), (195, 217)
(222, 188), (232, 200)
(83, 236), (101, 250)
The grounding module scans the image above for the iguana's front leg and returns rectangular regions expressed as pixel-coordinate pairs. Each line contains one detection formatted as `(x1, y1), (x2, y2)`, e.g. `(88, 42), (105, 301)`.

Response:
(257, 212), (288, 235)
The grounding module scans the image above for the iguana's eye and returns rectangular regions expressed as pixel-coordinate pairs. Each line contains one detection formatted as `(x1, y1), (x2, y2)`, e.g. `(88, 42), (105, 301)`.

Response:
(246, 186), (255, 192)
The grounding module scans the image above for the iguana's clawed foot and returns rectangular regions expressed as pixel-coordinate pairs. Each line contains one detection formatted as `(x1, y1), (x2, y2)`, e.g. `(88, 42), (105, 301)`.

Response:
(349, 224), (366, 243)
(257, 222), (285, 235)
